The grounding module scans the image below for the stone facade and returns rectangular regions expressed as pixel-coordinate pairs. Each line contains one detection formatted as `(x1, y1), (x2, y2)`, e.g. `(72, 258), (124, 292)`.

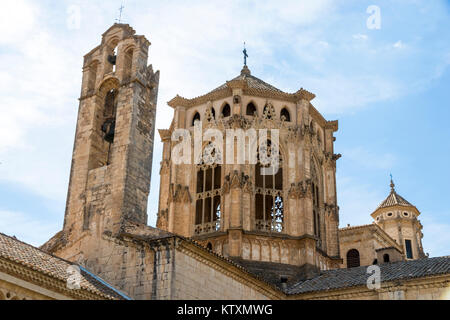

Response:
(157, 65), (342, 273)
(27, 24), (449, 301)
(339, 180), (426, 269)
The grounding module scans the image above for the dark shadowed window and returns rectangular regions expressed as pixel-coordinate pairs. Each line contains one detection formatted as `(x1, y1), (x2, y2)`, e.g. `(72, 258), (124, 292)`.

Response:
(246, 102), (257, 116)
(222, 104), (231, 117)
(383, 254), (390, 263)
(347, 249), (360, 268)
(192, 112), (201, 126)
(280, 108), (291, 122)
(405, 239), (413, 259)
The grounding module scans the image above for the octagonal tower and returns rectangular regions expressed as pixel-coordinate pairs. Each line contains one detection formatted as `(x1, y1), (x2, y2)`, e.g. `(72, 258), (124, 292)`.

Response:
(371, 179), (426, 260)
(157, 65), (342, 271)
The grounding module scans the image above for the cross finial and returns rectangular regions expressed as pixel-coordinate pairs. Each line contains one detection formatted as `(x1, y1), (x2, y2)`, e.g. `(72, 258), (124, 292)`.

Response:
(243, 42), (249, 66)
(116, 2), (125, 23)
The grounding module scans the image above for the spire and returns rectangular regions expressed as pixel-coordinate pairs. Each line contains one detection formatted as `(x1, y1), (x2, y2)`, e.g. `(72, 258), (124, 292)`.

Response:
(390, 174), (395, 192)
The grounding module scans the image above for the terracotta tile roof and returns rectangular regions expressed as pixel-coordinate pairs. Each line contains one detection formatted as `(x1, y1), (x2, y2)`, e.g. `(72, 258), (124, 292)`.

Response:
(167, 66), (316, 108)
(377, 191), (414, 209)
(0, 232), (129, 300)
(376, 180), (415, 210)
(287, 256), (450, 295)
(209, 68), (286, 95)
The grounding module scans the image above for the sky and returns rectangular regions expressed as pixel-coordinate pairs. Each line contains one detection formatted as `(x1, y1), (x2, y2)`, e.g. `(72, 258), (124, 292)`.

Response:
(0, 0), (449, 257)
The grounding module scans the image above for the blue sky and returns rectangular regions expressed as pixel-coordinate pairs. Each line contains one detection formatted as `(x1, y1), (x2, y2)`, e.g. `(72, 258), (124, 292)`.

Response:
(0, 0), (449, 257)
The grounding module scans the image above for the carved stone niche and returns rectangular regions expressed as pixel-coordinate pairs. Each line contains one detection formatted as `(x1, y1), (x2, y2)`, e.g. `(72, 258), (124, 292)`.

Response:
(233, 95), (241, 104)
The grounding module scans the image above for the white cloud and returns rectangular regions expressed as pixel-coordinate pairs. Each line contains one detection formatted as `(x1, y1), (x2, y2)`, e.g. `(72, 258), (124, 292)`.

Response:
(0, 0), (36, 45)
(393, 40), (404, 49)
(353, 33), (368, 40)
(305, 74), (403, 114)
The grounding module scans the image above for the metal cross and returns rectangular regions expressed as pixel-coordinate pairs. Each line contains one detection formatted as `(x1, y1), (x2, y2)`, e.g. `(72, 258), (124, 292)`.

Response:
(116, 3), (125, 23)
(243, 42), (249, 66)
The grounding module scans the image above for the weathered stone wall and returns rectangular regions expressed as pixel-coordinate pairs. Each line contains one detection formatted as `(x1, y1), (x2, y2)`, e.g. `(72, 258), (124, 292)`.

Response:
(172, 246), (274, 300)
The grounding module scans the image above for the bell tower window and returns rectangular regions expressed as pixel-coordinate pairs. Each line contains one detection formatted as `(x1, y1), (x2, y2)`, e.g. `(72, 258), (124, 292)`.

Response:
(100, 89), (118, 165)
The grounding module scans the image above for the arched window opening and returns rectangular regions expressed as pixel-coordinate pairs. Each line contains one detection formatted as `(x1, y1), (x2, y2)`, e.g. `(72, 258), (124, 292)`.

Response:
(255, 141), (284, 233)
(280, 108), (291, 122)
(222, 104), (231, 118)
(311, 160), (322, 248)
(192, 112), (201, 126)
(102, 89), (118, 144)
(123, 48), (134, 82)
(90, 86), (118, 170)
(106, 45), (119, 74)
(195, 144), (222, 235)
(206, 242), (213, 251)
(347, 249), (360, 268)
(383, 254), (390, 263)
(246, 102), (257, 116)
(373, 259), (378, 265)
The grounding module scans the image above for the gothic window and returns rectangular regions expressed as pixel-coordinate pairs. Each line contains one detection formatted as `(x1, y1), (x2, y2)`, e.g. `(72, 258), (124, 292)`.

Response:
(192, 112), (201, 126)
(311, 159), (322, 245)
(205, 107), (215, 122)
(347, 249), (360, 268)
(263, 103), (275, 119)
(206, 242), (213, 251)
(246, 102), (257, 116)
(195, 144), (222, 235)
(280, 108), (291, 122)
(222, 103), (231, 118)
(383, 254), (390, 263)
(255, 140), (284, 233)
(405, 239), (413, 259)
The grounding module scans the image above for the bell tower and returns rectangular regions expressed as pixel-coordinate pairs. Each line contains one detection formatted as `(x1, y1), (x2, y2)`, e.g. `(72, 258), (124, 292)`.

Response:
(62, 24), (159, 249)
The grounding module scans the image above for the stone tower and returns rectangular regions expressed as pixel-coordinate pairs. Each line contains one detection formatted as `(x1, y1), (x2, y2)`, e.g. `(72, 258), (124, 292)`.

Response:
(371, 179), (426, 260)
(157, 65), (342, 272)
(51, 24), (159, 260)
